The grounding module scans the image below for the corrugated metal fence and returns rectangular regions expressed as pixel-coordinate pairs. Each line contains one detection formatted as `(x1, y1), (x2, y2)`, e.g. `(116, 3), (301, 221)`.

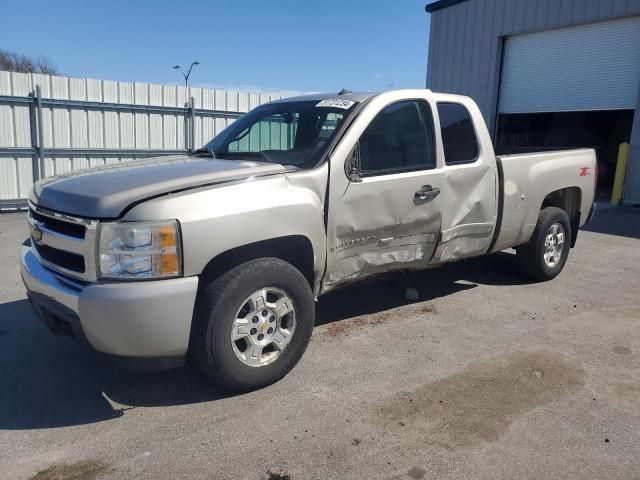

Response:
(0, 71), (287, 209)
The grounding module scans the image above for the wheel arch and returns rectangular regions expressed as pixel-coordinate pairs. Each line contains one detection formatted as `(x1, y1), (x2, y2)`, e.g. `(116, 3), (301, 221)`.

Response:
(199, 235), (317, 292)
(541, 186), (582, 247)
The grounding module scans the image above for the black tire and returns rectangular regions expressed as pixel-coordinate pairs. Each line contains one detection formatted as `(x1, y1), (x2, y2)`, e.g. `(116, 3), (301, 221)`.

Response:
(516, 206), (572, 281)
(192, 257), (314, 392)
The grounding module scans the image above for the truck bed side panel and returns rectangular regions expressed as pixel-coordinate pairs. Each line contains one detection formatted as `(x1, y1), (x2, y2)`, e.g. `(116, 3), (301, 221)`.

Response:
(492, 149), (596, 252)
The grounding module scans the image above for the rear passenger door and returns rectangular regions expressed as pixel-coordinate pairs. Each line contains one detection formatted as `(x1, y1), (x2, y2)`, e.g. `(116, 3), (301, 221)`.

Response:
(433, 100), (498, 263)
(323, 95), (444, 291)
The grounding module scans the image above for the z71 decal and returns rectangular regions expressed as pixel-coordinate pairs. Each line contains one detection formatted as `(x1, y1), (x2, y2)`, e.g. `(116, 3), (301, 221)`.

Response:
(580, 167), (592, 177)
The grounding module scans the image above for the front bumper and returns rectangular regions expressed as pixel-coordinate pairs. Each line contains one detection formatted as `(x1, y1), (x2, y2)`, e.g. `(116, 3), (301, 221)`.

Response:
(21, 243), (199, 368)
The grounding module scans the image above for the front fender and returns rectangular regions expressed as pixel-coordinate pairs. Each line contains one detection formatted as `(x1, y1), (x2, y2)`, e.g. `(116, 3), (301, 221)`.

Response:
(123, 171), (327, 279)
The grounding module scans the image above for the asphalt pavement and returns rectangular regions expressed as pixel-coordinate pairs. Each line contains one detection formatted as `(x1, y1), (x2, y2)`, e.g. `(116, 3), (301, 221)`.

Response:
(0, 206), (639, 480)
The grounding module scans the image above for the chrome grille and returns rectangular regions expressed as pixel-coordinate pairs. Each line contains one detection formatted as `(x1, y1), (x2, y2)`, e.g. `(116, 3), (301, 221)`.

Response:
(29, 208), (86, 239)
(27, 203), (99, 282)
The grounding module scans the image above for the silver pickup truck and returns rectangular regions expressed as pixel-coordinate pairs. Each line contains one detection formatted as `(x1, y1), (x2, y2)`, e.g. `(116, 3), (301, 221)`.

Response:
(21, 89), (596, 390)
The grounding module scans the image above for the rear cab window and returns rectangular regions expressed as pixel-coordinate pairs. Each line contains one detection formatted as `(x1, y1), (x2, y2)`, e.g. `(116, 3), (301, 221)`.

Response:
(437, 102), (479, 165)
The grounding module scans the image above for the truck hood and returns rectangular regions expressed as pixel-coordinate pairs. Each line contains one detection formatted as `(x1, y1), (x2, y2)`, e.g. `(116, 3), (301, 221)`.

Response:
(30, 155), (290, 218)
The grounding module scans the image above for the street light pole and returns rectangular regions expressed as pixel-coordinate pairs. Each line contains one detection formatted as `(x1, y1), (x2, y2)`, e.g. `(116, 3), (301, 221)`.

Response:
(172, 61), (200, 87)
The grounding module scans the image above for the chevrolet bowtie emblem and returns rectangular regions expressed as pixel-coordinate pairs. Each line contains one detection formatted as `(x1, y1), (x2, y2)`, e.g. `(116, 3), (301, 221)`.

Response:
(31, 223), (43, 243)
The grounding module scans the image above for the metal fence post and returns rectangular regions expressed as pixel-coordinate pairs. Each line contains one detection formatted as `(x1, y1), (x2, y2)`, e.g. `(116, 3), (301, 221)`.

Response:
(189, 96), (195, 152)
(28, 91), (40, 182)
(34, 85), (45, 181)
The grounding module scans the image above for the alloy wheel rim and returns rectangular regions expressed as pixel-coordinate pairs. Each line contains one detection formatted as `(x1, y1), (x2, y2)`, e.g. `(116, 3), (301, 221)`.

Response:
(543, 222), (565, 268)
(230, 287), (296, 367)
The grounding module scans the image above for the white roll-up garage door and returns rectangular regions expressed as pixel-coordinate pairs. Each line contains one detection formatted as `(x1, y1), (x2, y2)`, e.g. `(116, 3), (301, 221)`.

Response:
(499, 17), (640, 114)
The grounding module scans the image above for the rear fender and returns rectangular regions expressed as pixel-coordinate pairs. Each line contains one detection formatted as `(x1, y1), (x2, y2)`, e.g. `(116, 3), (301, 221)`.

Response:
(494, 149), (596, 251)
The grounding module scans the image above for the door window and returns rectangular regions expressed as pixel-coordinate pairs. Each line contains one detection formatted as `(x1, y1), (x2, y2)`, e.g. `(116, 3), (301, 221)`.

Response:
(437, 103), (479, 165)
(359, 100), (436, 176)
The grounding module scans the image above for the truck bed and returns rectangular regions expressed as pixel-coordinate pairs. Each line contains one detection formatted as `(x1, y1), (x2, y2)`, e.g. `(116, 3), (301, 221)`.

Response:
(491, 148), (597, 252)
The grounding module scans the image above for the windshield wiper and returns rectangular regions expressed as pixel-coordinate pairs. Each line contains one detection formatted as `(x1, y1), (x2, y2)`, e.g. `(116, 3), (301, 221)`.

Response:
(192, 147), (216, 158)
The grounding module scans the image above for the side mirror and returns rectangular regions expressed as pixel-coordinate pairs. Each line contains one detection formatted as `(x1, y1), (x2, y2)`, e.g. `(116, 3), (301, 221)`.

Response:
(345, 141), (363, 183)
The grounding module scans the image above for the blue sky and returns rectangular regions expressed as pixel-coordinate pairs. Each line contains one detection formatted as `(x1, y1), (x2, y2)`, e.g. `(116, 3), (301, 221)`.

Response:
(0, 0), (434, 94)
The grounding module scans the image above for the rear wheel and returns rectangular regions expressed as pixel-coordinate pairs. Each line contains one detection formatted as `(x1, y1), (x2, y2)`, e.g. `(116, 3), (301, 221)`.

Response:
(192, 257), (314, 392)
(517, 207), (571, 281)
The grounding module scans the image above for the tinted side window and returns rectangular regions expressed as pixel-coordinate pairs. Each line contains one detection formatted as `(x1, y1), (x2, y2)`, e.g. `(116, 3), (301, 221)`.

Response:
(437, 103), (479, 165)
(359, 100), (435, 176)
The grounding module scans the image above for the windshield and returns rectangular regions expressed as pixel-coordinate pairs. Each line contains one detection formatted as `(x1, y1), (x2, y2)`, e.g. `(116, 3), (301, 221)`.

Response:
(200, 99), (358, 168)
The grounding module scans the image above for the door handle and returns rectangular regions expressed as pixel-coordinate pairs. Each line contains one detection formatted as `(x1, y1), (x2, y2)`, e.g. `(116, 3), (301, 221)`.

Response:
(415, 185), (440, 201)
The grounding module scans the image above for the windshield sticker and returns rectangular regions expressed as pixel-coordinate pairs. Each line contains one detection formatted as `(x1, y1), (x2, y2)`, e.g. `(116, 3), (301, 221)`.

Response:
(316, 99), (355, 109)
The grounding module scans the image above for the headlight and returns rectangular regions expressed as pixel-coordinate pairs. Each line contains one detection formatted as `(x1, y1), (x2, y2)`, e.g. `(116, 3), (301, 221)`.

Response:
(98, 220), (181, 279)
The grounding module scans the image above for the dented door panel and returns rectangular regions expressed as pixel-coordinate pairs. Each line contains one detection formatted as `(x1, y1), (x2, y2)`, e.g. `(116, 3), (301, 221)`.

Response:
(433, 160), (497, 262)
(321, 91), (446, 293)
(430, 94), (499, 264)
(324, 169), (444, 291)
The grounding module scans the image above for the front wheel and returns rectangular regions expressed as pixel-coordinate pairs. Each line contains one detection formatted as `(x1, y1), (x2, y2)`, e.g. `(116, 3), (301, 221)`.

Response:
(192, 257), (315, 392)
(516, 206), (572, 281)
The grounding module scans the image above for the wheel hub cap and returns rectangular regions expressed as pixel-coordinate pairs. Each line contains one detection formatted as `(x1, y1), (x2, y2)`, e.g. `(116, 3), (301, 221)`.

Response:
(231, 288), (296, 367)
(543, 222), (565, 268)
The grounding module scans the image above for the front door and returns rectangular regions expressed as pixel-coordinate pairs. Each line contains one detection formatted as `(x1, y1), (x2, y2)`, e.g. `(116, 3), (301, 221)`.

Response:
(322, 95), (444, 292)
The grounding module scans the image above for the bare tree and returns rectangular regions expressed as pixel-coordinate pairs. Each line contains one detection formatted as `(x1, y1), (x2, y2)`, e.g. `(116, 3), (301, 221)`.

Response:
(0, 50), (59, 75)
